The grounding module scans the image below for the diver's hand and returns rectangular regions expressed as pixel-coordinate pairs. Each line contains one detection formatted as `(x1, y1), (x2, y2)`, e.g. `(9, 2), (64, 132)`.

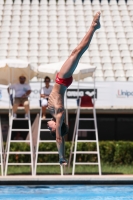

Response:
(56, 133), (62, 144)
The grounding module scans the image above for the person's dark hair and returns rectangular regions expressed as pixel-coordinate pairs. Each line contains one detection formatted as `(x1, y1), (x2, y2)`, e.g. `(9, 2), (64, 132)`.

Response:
(50, 122), (69, 138)
(44, 76), (51, 82)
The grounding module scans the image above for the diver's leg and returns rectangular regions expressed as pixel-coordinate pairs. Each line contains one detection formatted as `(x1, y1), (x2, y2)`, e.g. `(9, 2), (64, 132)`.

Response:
(59, 12), (101, 78)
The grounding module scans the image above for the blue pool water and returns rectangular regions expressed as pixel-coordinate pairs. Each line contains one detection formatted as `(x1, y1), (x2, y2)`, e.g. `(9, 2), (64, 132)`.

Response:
(0, 185), (133, 200)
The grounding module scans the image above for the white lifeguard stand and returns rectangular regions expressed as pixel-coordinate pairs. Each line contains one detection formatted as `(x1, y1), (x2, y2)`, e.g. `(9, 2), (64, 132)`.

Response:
(68, 67), (101, 175)
(34, 64), (65, 175)
(0, 59), (37, 176)
(0, 117), (4, 176)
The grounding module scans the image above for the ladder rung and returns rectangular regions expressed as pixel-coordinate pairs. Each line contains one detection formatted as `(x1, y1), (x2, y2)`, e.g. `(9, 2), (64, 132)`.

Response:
(77, 140), (97, 142)
(41, 118), (51, 121)
(79, 118), (94, 120)
(36, 152), (58, 154)
(75, 162), (99, 165)
(78, 129), (95, 131)
(7, 163), (32, 165)
(40, 129), (49, 131)
(39, 140), (56, 143)
(11, 129), (30, 131)
(10, 140), (31, 143)
(8, 152), (31, 154)
(37, 163), (60, 165)
(74, 151), (98, 154)
(12, 118), (29, 121)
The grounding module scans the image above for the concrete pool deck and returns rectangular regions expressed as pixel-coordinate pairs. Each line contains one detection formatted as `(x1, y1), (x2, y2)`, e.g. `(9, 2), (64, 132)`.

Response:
(0, 175), (133, 185)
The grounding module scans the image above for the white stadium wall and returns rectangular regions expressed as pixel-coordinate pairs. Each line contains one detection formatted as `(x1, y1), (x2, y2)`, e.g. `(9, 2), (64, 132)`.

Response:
(0, 82), (133, 109)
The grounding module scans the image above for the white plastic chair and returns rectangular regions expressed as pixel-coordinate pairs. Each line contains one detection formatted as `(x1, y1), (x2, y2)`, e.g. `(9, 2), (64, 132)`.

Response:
(117, 38), (127, 45)
(10, 32), (19, 38)
(124, 63), (133, 70)
(18, 56), (28, 61)
(0, 50), (7, 57)
(19, 26), (29, 32)
(109, 44), (119, 50)
(104, 69), (114, 77)
(21, 10), (30, 16)
(106, 32), (116, 38)
(31, 0), (40, 5)
(125, 70), (133, 78)
(19, 32), (29, 38)
(59, 44), (68, 50)
(30, 15), (39, 21)
(1, 21), (11, 26)
(90, 50), (99, 56)
(18, 44), (28, 50)
(29, 38), (39, 44)
(29, 44), (38, 50)
(0, 38), (9, 44)
(5, 0), (13, 5)
(22, 0), (30, 5)
(18, 50), (28, 57)
(113, 63), (123, 70)
(119, 44), (129, 50)
(99, 44), (108, 50)
(121, 50), (130, 57)
(39, 44), (49, 50)
(38, 50), (49, 56)
(112, 56), (122, 64)
(28, 56), (38, 63)
(13, 1), (22, 5)
(94, 69), (103, 77)
(0, 32), (10, 38)
(30, 32), (39, 38)
(122, 56), (132, 64)
(59, 50), (69, 56)
(127, 0), (133, 5)
(116, 32), (125, 38)
(115, 69), (125, 77)
(1, 26), (10, 32)
(105, 77), (115, 81)
(107, 38), (117, 44)
(127, 39), (133, 45)
(49, 56), (59, 63)
(110, 50), (120, 57)
(101, 56), (111, 63)
(12, 10), (21, 15)
(114, 27), (124, 33)
(58, 0), (65, 5)
(8, 43), (18, 50)
(31, 10), (39, 16)
(49, 50), (59, 57)
(19, 38), (29, 44)
(9, 38), (19, 44)
(116, 77), (127, 81)
(128, 77), (133, 82)
(89, 44), (98, 50)
(91, 56), (101, 63)
(8, 50), (18, 57)
(103, 63), (113, 70)
(39, 56), (49, 64)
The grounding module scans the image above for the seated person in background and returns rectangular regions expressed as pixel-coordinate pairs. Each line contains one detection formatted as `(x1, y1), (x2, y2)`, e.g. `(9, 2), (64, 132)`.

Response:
(40, 76), (53, 119)
(14, 132), (23, 140)
(8, 75), (31, 119)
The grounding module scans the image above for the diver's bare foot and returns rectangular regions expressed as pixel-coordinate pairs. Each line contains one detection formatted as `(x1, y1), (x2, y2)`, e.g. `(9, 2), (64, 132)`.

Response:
(91, 11), (101, 30)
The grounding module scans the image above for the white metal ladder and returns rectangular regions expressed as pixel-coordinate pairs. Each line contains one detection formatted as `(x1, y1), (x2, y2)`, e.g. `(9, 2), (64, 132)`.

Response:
(0, 118), (4, 176)
(5, 112), (34, 176)
(34, 110), (63, 176)
(72, 96), (101, 175)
